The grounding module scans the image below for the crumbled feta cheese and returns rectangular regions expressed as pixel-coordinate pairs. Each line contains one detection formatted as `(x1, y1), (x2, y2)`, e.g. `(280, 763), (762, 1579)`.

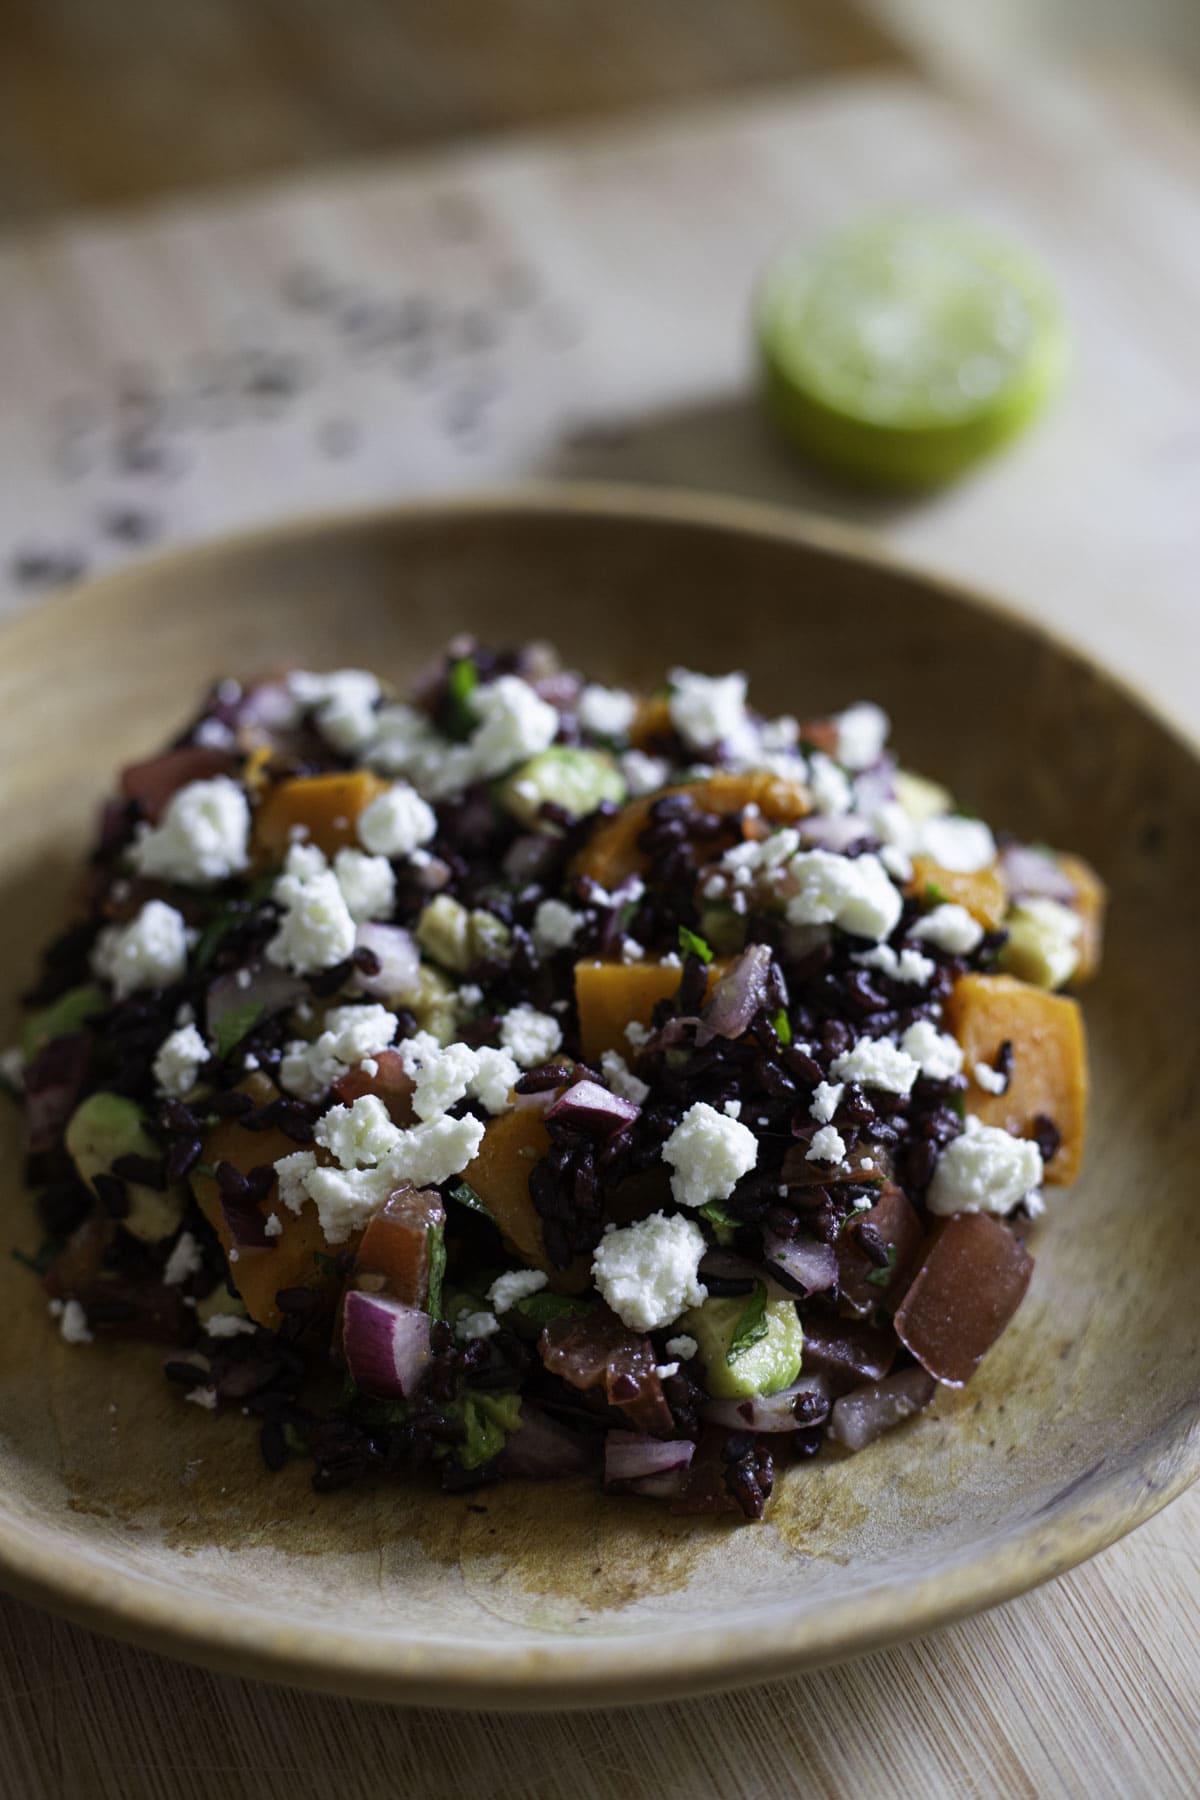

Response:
(900, 1019), (964, 1082)
(578, 684), (636, 738)
(469, 1046), (520, 1114)
(531, 899), (582, 956)
(267, 842), (357, 975)
(129, 777), (251, 887)
(668, 667), (757, 757)
(467, 675), (559, 782)
(0, 1045), (24, 1090)
(620, 750), (671, 797)
(880, 843), (914, 883)
(151, 1022), (210, 1100)
(162, 1230), (203, 1287)
(92, 900), (190, 999)
(591, 1212), (708, 1332)
(806, 1125), (847, 1165)
(655, 1362), (680, 1379)
(927, 1117), (1043, 1217)
(723, 1099), (742, 1119)
(204, 1312), (257, 1338)
(357, 782), (438, 859)
(275, 1149), (318, 1213)
(624, 1021), (651, 1050)
(917, 815), (996, 873)
(973, 1060), (1009, 1096)
(808, 754), (853, 816)
(909, 903), (984, 956)
(500, 1004), (563, 1068)
(600, 1050), (650, 1107)
(278, 1003), (397, 1098)
(456, 1310), (501, 1341)
(366, 701), (443, 779)
(59, 1298), (93, 1345)
(662, 1101), (758, 1208)
(760, 715), (800, 754)
(185, 1386), (218, 1410)
(332, 848), (395, 923)
(665, 1334), (699, 1361)
(289, 668), (380, 754)
(834, 702), (890, 771)
(315, 1093), (402, 1169)
(809, 1081), (844, 1124)
(264, 1212), (283, 1238)
(783, 850), (902, 942)
(488, 1269), (548, 1313)
(384, 1112), (485, 1191)
(831, 1036), (920, 1096)
(620, 937), (644, 963)
(852, 944), (935, 986)
(301, 1163), (395, 1242)
(396, 1031), (518, 1119)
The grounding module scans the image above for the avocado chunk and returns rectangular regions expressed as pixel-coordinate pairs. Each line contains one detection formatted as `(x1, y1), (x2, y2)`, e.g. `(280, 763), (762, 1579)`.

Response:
(679, 1289), (804, 1400)
(65, 1093), (184, 1244)
(498, 748), (626, 830)
(21, 984), (106, 1061)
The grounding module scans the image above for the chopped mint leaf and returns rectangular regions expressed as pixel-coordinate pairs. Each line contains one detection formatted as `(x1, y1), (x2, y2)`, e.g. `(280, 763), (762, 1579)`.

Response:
(12, 1239), (62, 1277)
(426, 1223), (447, 1320)
(699, 1200), (738, 1247)
(514, 1291), (593, 1326)
(194, 874), (276, 971)
(772, 1007), (793, 1046)
(727, 1282), (769, 1362)
(448, 1180), (492, 1218)
(459, 1390), (523, 1470)
(678, 925), (713, 964)
(214, 1000), (265, 1061)
(445, 657), (480, 741)
(866, 1246), (898, 1289)
(924, 880), (950, 907)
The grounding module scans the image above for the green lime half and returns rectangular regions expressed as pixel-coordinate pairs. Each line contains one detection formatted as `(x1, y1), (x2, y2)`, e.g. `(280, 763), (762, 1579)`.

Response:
(757, 216), (1069, 490)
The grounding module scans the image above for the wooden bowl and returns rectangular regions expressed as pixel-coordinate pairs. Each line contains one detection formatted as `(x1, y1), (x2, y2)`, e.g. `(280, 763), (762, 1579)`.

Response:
(0, 487), (1195, 1708)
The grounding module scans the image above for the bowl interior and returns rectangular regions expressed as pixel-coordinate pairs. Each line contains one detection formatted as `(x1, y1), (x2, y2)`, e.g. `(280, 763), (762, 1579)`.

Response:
(0, 492), (1195, 1705)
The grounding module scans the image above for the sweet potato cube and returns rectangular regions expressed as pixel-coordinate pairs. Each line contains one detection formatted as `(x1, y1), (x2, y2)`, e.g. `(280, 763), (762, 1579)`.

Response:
(629, 696), (673, 752)
(571, 771), (810, 889)
(253, 770), (389, 865)
(945, 973), (1088, 1184)
(333, 1048), (416, 1125)
(1056, 851), (1106, 983)
(910, 856), (1007, 929)
(574, 957), (725, 1064)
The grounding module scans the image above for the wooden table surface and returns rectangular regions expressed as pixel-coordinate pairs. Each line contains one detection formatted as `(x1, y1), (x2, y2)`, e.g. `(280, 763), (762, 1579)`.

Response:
(0, 18), (1198, 1799)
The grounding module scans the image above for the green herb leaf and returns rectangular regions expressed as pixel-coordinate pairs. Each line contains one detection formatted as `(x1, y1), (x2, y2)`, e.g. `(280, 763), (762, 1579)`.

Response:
(12, 1239), (62, 1277)
(448, 1180), (492, 1218)
(514, 1291), (593, 1326)
(445, 657), (480, 741)
(866, 1246), (898, 1289)
(426, 1224), (447, 1320)
(924, 880), (950, 907)
(194, 874), (277, 971)
(772, 1007), (793, 1047)
(727, 1282), (769, 1362)
(678, 925), (713, 964)
(458, 1390), (523, 1470)
(213, 1000), (265, 1061)
(699, 1200), (739, 1247)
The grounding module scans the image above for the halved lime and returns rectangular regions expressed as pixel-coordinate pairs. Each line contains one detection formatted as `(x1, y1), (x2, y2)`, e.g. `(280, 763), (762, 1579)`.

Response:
(757, 216), (1069, 489)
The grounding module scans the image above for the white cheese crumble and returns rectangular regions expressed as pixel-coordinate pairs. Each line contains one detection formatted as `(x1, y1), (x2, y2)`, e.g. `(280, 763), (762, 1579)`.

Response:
(59, 1298), (93, 1345)
(661, 1101), (758, 1208)
(806, 1124), (847, 1165)
(532, 898), (583, 953)
(852, 944), (935, 987)
(162, 1230), (204, 1287)
(314, 1093), (402, 1168)
(927, 1117), (1043, 1217)
(620, 749), (671, 796)
(185, 1386), (218, 1410)
(835, 702), (890, 771)
(289, 668), (381, 755)
(488, 1269), (548, 1313)
(92, 900), (190, 999)
(456, 1310), (501, 1341)
(973, 1060), (1009, 1095)
(332, 848), (395, 923)
(909, 902), (984, 956)
(723, 1099), (742, 1119)
(665, 1334), (699, 1361)
(591, 1212), (708, 1332)
(499, 1004), (563, 1068)
(357, 782), (438, 859)
(578, 684), (636, 738)
(624, 1021), (651, 1050)
(831, 1036), (920, 1096)
(266, 842), (357, 975)
(204, 1312), (257, 1338)
(808, 754), (853, 817)
(278, 1003), (397, 1099)
(468, 675), (559, 781)
(900, 1019), (964, 1082)
(264, 1212), (283, 1238)
(152, 1023), (210, 1098)
(129, 776), (251, 888)
(600, 1050), (650, 1107)
(398, 1031), (518, 1120)
(276, 1112), (485, 1243)
(917, 814), (996, 873)
(809, 1081), (844, 1124)
(667, 667), (757, 757)
(783, 850), (902, 942)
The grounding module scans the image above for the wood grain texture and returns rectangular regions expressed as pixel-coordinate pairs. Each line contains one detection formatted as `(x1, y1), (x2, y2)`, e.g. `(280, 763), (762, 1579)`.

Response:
(0, 0), (903, 223)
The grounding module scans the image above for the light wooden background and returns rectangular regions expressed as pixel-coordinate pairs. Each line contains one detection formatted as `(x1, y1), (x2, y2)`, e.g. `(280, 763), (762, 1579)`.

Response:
(0, 14), (1198, 1799)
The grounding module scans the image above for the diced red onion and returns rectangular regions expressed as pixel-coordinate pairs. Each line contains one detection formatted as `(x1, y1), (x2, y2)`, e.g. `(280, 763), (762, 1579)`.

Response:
(120, 746), (239, 822)
(604, 1431), (695, 1497)
(763, 1230), (838, 1295)
(341, 1291), (431, 1400)
(702, 1373), (831, 1433)
(800, 1316), (897, 1384)
(799, 814), (872, 854)
(1000, 844), (1077, 904)
(206, 964), (307, 1041)
(849, 760), (896, 818)
(510, 1085), (562, 1114)
(230, 679), (300, 734)
(827, 1367), (937, 1452)
(545, 1077), (639, 1135)
(497, 1404), (598, 1480)
(352, 923), (421, 1002)
(700, 943), (773, 1043)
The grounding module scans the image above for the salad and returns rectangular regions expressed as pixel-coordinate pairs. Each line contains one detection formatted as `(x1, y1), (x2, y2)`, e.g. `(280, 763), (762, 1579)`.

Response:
(8, 643), (1103, 1521)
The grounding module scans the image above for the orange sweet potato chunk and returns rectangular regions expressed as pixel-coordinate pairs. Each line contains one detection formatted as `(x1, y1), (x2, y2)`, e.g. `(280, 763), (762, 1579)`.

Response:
(910, 856), (1007, 930)
(945, 973), (1088, 1185)
(254, 770), (389, 866)
(571, 770), (810, 889)
(575, 957), (726, 1064)
(1056, 851), (1106, 983)
(463, 1109), (589, 1291)
(629, 696), (674, 751)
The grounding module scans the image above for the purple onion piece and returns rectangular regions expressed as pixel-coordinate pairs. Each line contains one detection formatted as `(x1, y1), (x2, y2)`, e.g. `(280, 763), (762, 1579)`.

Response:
(341, 1290), (431, 1400)
(702, 1373), (831, 1433)
(231, 679), (299, 734)
(799, 814), (873, 854)
(545, 1077), (639, 1136)
(699, 943), (773, 1043)
(352, 923), (421, 1001)
(206, 964), (307, 1040)
(763, 1230), (838, 1296)
(827, 1367), (937, 1453)
(999, 844), (1076, 904)
(849, 760), (896, 819)
(497, 1404), (597, 1480)
(604, 1431), (695, 1495)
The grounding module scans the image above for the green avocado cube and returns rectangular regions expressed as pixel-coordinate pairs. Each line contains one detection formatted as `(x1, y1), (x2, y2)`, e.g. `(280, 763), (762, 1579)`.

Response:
(498, 748), (626, 830)
(21, 984), (106, 1061)
(679, 1291), (804, 1400)
(65, 1093), (184, 1244)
